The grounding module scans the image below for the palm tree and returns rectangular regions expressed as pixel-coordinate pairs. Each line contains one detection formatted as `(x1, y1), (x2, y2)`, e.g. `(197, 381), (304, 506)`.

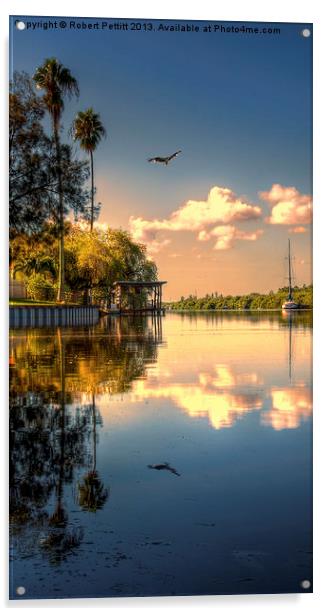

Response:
(72, 108), (106, 231)
(33, 59), (79, 302)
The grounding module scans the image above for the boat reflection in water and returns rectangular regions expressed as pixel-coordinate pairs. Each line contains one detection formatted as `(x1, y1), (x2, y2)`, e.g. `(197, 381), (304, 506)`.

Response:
(10, 311), (312, 599)
(281, 239), (300, 310)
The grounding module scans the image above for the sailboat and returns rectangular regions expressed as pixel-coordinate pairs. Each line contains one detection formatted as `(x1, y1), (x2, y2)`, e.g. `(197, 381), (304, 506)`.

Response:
(282, 239), (299, 310)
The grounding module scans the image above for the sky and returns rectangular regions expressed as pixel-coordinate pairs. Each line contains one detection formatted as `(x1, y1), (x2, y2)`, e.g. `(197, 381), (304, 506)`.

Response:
(10, 16), (313, 299)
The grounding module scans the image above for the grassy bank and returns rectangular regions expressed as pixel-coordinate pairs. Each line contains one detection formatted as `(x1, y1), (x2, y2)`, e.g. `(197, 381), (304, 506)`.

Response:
(9, 299), (81, 307)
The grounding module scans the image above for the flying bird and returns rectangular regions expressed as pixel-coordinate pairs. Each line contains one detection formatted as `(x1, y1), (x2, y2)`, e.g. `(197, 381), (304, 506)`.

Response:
(148, 150), (182, 165)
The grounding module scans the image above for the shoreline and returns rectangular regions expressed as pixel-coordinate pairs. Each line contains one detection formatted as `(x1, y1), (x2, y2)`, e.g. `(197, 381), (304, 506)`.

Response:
(165, 307), (312, 313)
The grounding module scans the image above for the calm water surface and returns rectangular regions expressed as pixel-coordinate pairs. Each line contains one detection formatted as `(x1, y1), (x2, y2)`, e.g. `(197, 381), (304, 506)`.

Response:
(9, 311), (312, 599)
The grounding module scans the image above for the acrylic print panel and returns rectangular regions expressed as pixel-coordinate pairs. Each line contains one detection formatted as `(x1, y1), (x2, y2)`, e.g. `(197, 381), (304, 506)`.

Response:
(9, 15), (313, 600)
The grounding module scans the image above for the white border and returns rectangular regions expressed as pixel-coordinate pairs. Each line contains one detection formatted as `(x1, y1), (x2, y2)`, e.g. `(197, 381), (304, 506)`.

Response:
(1, 1), (327, 614)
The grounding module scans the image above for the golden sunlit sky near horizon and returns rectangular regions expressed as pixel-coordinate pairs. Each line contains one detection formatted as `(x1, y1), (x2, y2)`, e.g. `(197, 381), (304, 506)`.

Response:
(95, 175), (312, 300)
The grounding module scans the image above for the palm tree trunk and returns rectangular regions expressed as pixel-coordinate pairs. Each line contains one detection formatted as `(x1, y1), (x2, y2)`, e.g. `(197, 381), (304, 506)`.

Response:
(88, 150), (95, 304)
(90, 150), (94, 232)
(54, 122), (65, 302)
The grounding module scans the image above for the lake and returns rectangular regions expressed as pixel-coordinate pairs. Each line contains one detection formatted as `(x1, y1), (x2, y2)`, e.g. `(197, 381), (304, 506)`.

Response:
(9, 311), (313, 599)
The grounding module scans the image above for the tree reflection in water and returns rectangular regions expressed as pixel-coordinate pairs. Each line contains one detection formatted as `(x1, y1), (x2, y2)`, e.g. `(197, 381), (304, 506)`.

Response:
(78, 394), (109, 513)
(9, 315), (162, 564)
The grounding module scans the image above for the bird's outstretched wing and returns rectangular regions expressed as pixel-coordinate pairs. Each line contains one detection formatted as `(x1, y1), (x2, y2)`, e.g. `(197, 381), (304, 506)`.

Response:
(148, 156), (165, 163)
(167, 149), (182, 161)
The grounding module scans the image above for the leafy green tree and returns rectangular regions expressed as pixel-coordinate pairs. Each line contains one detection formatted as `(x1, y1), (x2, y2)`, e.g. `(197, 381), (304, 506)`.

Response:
(10, 71), (49, 232)
(168, 285), (312, 311)
(33, 59), (79, 301)
(10, 222), (157, 304)
(10, 72), (89, 237)
(72, 108), (106, 230)
(65, 226), (157, 301)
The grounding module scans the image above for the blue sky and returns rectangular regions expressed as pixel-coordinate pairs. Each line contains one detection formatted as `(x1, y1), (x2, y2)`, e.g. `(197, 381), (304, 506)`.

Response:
(10, 16), (312, 297)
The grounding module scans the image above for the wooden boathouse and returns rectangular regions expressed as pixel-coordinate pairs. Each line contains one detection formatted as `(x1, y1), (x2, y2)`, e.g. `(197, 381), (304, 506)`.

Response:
(112, 280), (167, 314)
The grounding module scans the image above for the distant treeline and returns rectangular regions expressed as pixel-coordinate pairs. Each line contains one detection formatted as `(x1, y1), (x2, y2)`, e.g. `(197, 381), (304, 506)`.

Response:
(167, 285), (313, 311)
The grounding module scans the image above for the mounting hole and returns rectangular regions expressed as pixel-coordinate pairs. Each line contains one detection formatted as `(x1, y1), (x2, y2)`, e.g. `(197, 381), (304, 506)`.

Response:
(301, 579), (311, 590)
(15, 21), (26, 31)
(16, 586), (26, 596)
(301, 28), (311, 38)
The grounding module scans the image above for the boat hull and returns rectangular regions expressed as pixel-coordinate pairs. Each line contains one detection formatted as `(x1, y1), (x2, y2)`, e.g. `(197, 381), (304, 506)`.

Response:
(282, 301), (300, 310)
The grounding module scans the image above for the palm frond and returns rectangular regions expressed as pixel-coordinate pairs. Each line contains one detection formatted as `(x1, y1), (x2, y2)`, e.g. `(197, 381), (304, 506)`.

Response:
(33, 58), (79, 121)
(72, 108), (106, 153)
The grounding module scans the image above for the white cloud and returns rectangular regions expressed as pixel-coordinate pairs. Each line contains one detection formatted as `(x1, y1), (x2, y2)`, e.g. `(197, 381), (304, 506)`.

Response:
(169, 186), (262, 229)
(145, 238), (171, 254)
(198, 230), (211, 242)
(209, 225), (264, 250)
(261, 184), (312, 225)
(129, 185), (262, 252)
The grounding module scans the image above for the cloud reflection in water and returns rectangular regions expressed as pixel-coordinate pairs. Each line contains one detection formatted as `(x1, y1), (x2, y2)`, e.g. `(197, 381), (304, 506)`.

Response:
(130, 364), (312, 431)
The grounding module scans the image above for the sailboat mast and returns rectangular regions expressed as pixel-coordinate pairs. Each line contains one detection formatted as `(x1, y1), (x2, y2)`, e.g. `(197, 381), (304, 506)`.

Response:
(288, 238), (292, 300)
